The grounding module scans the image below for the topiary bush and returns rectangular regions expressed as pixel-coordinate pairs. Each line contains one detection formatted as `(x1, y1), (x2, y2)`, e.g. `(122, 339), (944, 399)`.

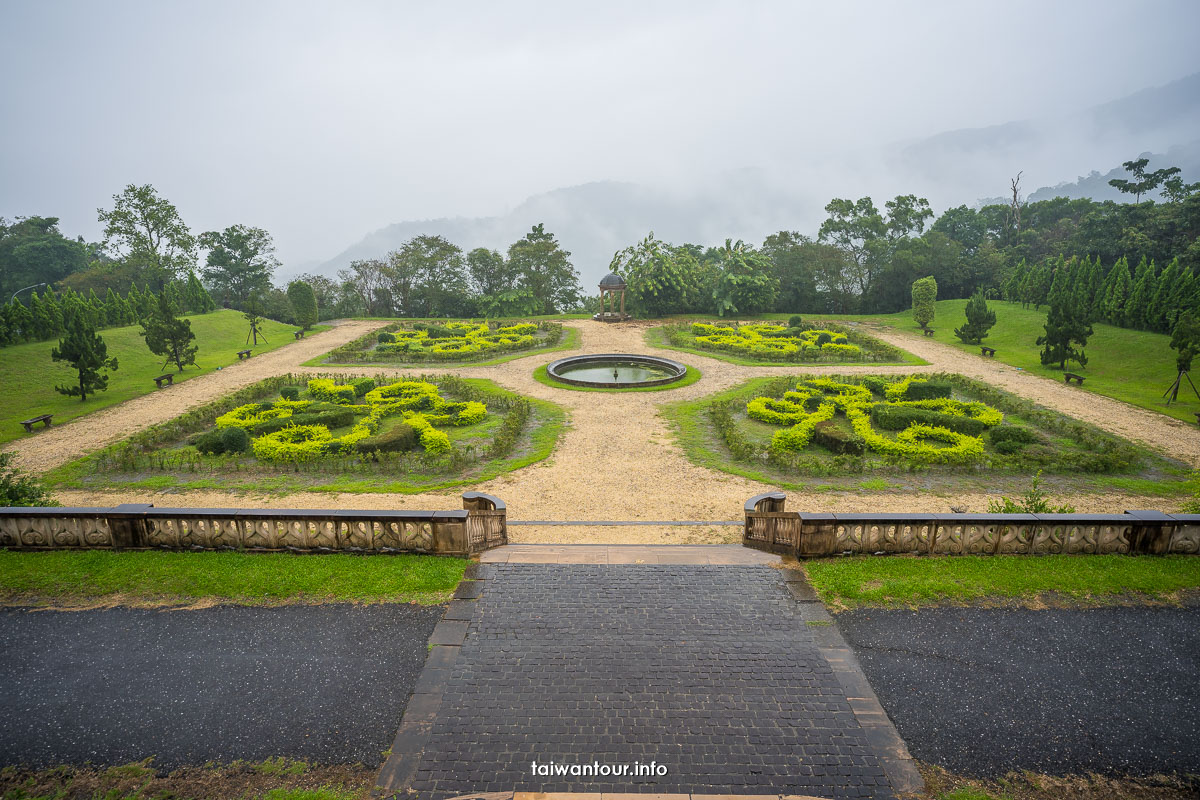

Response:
(788, 315), (803, 328)
(219, 426), (250, 454)
(988, 424), (1039, 445)
(280, 386), (300, 401)
(351, 377), (375, 397)
(812, 419), (865, 455)
(355, 422), (419, 453)
(377, 331), (396, 343)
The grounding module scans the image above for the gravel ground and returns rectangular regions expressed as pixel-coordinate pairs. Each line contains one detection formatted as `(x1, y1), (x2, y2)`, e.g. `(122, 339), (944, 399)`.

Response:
(14, 319), (1195, 542)
(0, 603), (440, 768)
(836, 606), (1200, 778)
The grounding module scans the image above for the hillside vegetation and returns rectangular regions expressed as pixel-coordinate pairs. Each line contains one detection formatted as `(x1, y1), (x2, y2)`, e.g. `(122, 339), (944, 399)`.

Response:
(0, 310), (309, 445)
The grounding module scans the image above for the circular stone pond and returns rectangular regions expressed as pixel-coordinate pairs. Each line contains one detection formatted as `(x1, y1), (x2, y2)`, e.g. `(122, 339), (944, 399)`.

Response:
(546, 353), (688, 388)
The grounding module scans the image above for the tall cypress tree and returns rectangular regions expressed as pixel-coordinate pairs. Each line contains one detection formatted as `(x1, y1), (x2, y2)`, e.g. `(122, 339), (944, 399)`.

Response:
(1003, 260), (1028, 302)
(1037, 288), (1093, 371)
(103, 287), (122, 326)
(1100, 256), (1132, 324)
(1123, 257), (1157, 330)
(1147, 259), (1179, 333)
(954, 290), (997, 344)
(6, 300), (32, 342)
(51, 312), (118, 401)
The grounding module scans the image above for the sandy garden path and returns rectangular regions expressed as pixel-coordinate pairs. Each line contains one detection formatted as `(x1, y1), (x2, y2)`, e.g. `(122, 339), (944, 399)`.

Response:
(4, 320), (386, 475)
(38, 319), (1196, 540)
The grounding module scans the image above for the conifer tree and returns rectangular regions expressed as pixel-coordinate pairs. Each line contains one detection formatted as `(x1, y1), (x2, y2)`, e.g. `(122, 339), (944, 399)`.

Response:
(1166, 268), (1198, 330)
(954, 290), (996, 344)
(51, 312), (118, 401)
(1084, 256), (1105, 321)
(1037, 286), (1093, 370)
(1100, 257), (1132, 324)
(5, 300), (32, 342)
(911, 275), (937, 330)
(1148, 259), (1179, 332)
(1123, 257), (1157, 330)
(141, 292), (198, 373)
(103, 288), (122, 326)
(1003, 260), (1028, 302)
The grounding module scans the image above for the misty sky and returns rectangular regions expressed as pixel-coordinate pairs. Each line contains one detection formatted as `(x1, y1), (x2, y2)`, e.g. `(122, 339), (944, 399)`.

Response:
(2, 0), (1199, 272)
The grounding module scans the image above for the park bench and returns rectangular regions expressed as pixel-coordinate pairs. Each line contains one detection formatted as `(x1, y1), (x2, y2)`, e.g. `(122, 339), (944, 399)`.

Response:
(980, 346), (996, 357)
(922, 328), (935, 337)
(153, 373), (174, 389)
(293, 330), (305, 339)
(1064, 372), (1085, 386)
(19, 414), (52, 433)
(237, 349), (252, 360)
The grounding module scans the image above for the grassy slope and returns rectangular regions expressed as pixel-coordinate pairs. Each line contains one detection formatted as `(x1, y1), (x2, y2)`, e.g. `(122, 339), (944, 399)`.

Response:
(845, 299), (1199, 424)
(0, 311), (322, 445)
(804, 554), (1200, 609)
(0, 549), (466, 606)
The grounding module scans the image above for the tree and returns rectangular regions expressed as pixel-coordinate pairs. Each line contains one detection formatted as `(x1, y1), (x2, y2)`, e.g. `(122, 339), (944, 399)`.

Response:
(1171, 312), (1200, 373)
(1037, 292), (1092, 370)
(506, 224), (581, 314)
(141, 292), (198, 372)
(1099, 257), (1132, 324)
(286, 280), (318, 330)
(383, 235), (468, 317)
(818, 194), (932, 298)
(911, 275), (937, 330)
(338, 259), (390, 317)
(295, 272), (341, 320)
(609, 233), (703, 317)
(1123, 257), (1157, 330)
(198, 225), (279, 305)
(184, 271), (216, 313)
(466, 248), (518, 299)
(51, 312), (118, 401)
(98, 184), (196, 288)
(0, 216), (89, 300)
(955, 291), (996, 344)
(711, 239), (778, 317)
(1108, 157), (1182, 203)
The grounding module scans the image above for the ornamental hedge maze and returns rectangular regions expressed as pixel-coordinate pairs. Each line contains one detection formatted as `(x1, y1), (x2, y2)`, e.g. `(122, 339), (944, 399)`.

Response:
(687, 372), (1168, 489)
(662, 320), (909, 364)
(321, 320), (565, 364)
(52, 373), (562, 493)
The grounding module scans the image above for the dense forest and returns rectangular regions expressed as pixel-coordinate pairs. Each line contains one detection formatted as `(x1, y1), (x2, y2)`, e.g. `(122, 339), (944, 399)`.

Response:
(2, 159), (1197, 344)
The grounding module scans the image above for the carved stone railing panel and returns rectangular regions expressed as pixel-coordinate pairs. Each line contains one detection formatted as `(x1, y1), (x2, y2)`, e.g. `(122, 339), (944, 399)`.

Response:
(743, 495), (1195, 560)
(1169, 524), (1200, 554)
(0, 498), (505, 556)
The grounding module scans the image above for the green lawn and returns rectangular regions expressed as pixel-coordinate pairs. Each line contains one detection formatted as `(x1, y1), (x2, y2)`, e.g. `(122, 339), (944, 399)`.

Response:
(845, 299), (1199, 423)
(0, 549), (466, 606)
(804, 554), (1200, 609)
(0, 310), (325, 445)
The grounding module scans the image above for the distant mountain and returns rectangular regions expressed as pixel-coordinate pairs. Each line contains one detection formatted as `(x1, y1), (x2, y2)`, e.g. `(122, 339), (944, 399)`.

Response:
(303, 72), (1200, 290)
(1026, 140), (1200, 202)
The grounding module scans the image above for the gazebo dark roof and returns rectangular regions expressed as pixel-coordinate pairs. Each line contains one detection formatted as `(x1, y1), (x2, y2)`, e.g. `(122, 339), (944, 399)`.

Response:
(599, 272), (626, 289)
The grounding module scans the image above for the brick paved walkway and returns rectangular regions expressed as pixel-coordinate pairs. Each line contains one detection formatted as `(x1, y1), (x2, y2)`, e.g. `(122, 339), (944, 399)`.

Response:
(400, 563), (911, 799)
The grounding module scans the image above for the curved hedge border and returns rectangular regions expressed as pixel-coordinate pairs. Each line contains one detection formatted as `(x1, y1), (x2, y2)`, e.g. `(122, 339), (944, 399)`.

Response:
(316, 320), (575, 365)
(650, 320), (919, 366)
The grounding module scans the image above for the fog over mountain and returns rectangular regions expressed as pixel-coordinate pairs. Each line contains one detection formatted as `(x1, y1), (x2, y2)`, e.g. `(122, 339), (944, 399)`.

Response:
(3, 1), (1199, 290)
(309, 72), (1200, 288)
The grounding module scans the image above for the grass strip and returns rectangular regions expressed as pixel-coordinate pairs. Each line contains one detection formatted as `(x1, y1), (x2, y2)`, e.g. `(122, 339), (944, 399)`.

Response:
(0, 550), (467, 606)
(804, 553), (1200, 610)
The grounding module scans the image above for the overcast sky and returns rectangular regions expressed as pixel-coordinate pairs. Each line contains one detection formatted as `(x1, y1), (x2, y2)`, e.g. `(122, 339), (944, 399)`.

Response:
(2, 0), (1199, 270)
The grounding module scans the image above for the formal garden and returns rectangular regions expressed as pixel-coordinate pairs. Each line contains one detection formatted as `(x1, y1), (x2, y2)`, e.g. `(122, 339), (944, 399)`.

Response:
(45, 373), (564, 493)
(665, 371), (1189, 495)
(649, 318), (920, 365)
(315, 319), (576, 365)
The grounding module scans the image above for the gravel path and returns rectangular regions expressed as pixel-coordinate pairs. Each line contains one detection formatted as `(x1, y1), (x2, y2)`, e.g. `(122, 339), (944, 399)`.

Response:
(836, 606), (1200, 778)
(3, 320), (385, 474)
(14, 319), (1195, 539)
(0, 603), (440, 768)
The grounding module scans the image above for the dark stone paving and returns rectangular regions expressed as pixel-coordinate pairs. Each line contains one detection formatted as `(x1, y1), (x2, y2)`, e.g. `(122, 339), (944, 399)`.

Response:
(0, 604), (441, 768)
(837, 607), (1200, 778)
(411, 565), (896, 799)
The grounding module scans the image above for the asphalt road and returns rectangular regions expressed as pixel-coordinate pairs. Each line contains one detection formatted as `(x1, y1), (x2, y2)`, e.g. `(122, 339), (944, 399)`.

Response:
(836, 606), (1200, 778)
(0, 604), (441, 768)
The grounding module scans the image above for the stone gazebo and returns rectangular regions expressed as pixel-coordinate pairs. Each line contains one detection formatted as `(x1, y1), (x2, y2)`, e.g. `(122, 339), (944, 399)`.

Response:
(594, 272), (631, 322)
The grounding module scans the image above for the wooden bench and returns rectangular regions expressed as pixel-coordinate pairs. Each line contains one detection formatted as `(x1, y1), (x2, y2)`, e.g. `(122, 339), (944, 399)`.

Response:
(980, 346), (996, 357)
(237, 349), (252, 360)
(19, 414), (52, 433)
(1064, 372), (1085, 385)
(922, 328), (935, 337)
(293, 330), (305, 340)
(153, 373), (174, 389)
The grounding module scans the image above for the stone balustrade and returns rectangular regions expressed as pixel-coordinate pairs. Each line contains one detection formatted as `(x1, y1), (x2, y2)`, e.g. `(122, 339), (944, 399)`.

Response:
(744, 492), (1200, 558)
(0, 493), (508, 556)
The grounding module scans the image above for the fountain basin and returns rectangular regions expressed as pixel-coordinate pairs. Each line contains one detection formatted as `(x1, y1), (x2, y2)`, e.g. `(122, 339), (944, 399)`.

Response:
(546, 353), (688, 388)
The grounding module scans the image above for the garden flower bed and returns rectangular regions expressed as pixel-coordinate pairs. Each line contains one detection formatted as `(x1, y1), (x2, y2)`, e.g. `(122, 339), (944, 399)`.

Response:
(48, 373), (564, 493)
(665, 372), (1172, 491)
(319, 320), (570, 364)
(653, 320), (914, 364)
